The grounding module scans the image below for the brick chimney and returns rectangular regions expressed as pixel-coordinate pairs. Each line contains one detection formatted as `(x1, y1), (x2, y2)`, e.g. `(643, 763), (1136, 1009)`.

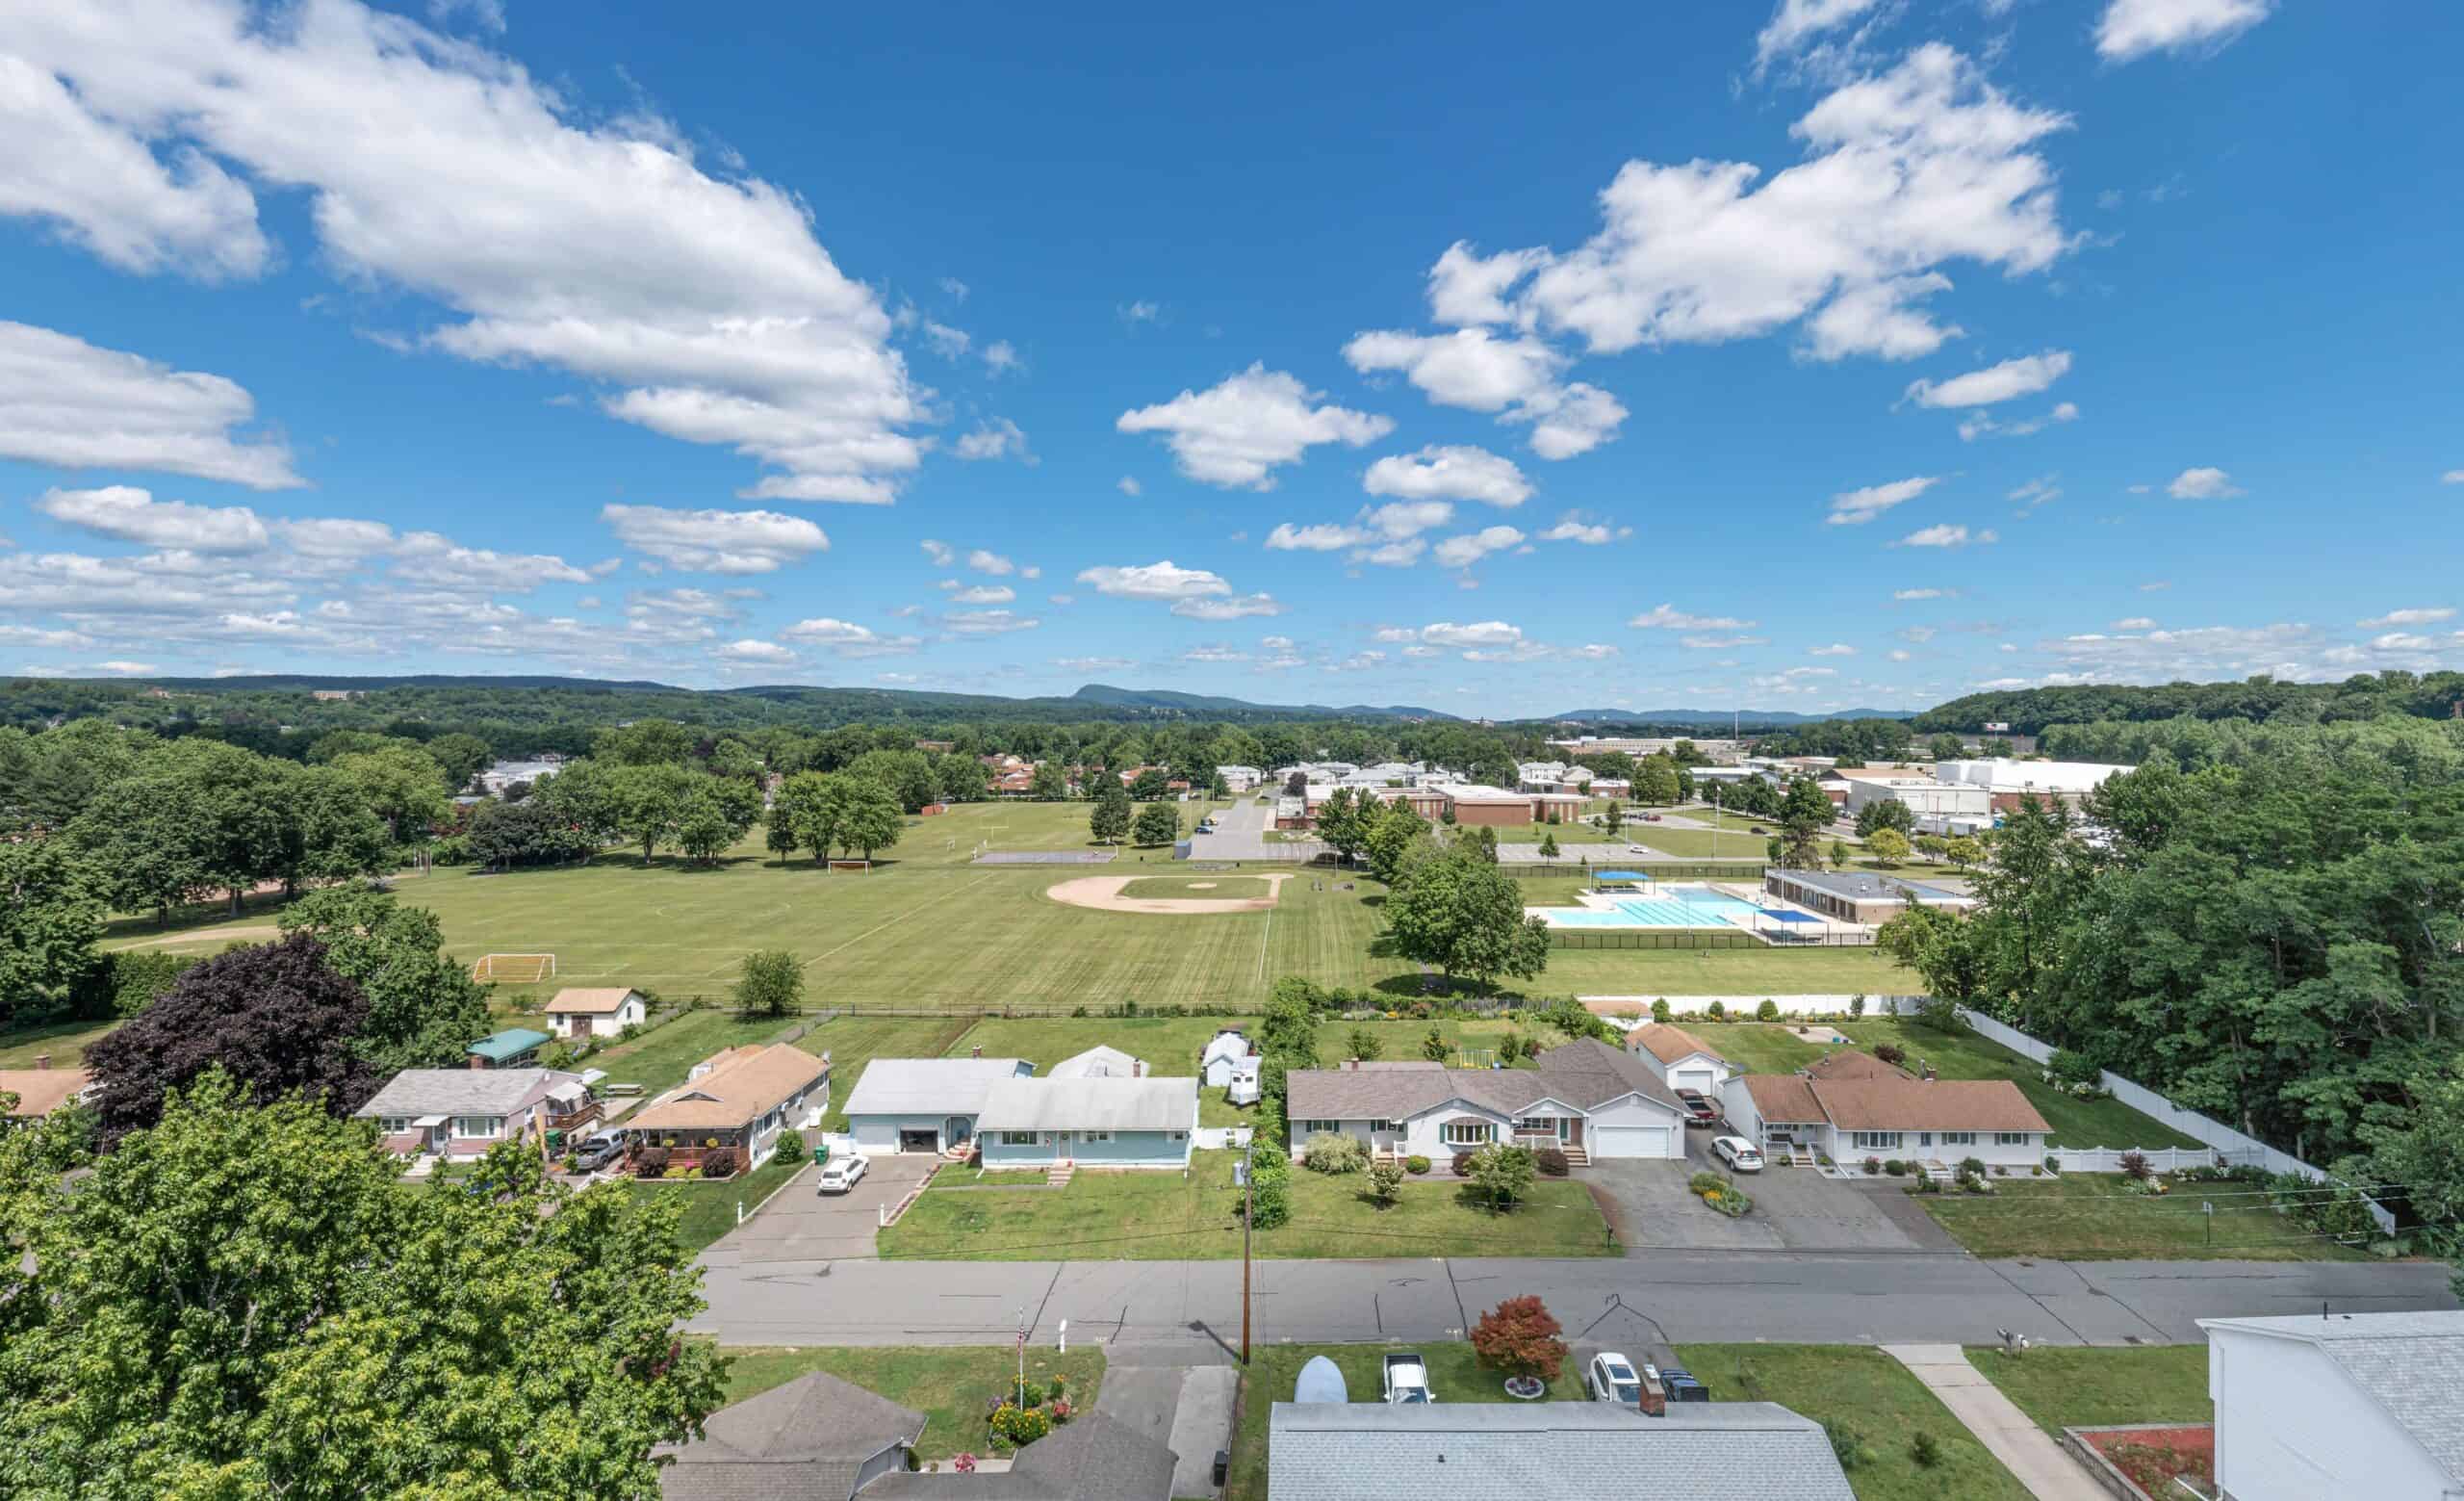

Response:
(971, 1046), (983, 1059)
(1345, 1057), (1360, 1070)
(1133, 1058), (1144, 1076)
(469, 1051), (486, 1070)
(33, 1054), (48, 1071)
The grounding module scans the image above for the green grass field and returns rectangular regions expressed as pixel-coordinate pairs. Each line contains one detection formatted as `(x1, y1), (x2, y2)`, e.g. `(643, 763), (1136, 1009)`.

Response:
(716, 1344), (1107, 1462)
(878, 1147), (1611, 1260)
(0, 1017), (119, 1069)
(1915, 1178), (2367, 1261)
(1674, 1344), (2029, 1501)
(632, 1153), (804, 1251)
(1962, 1344), (2212, 1436)
(796, 1013), (978, 1130)
(587, 1009), (807, 1100)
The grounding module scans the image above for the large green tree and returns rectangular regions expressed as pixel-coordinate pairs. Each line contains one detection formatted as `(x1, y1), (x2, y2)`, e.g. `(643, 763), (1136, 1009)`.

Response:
(1090, 781), (1133, 844)
(278, 885), (492, 1074)
(0, 839), (104, 1029)
(821, 774), (904, 859)
(0, 1074), (725, 1497)
(1380, 846), (1552, 992)
(1132, 801), (1182, 847)
(608, 762), (697, 865)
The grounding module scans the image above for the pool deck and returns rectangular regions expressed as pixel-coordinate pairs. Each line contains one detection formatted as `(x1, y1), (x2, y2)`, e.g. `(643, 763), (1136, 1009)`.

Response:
(1527, 882), (1866, 941)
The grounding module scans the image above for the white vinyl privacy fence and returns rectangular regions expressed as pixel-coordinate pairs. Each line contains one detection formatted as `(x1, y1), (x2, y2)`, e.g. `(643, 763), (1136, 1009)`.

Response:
(1959, 1011), (2395, 1233)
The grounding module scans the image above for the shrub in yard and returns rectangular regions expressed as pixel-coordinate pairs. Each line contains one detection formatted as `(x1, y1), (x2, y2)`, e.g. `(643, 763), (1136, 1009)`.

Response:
(1873, 1042), (1906, 1065)
(1861, 1155), (1882, 1176)
(1499, 1031), (1526, 1063)
(1017, 1381), (1046, 1408)
(1347, 1025), (1381, 1062)
(632, 1147), (670, 1179)
(1706, 1000), (1726, 1021)
(2119, 1151), (2152, 1181)
(1651, 998), (1672, 1023)
(1960, 1155), (1987, 1178)
(2046, 1048), (2102, 1090)
(775, 1128), (805, 1162)
(1534, 1146), (1570, 1178)
(1242, 1157), (1292, 1229)
(1826, 1421), (1875, 1471)
(1471, 1295), (1567, 1380)
(1404, 1154), (1431, 1175)
(1756, 998), (1780, 1022)
(1848, 994), (1866, 1020)
(1704, 1184), (1753, 1217)
(988, 1402), (1051, 1447)
(1450, 1152), (1476, 1178)
(1421, 1026), (1449, 1061)
(1689, 1170), (1730, 1195)
(1883, 1158), (1907, 1177)
(1367, 1159), (1403, 1206)
(1466, 1143), (1537, 1210)
(1910, 1431), (1942, 1468)
(702, 1147), (739, 1179)
(1303, 1131), (1368, 1175)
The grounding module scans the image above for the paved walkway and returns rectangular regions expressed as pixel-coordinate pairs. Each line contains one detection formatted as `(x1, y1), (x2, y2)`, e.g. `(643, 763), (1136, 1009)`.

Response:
(1884, 1344), (2105, 1500)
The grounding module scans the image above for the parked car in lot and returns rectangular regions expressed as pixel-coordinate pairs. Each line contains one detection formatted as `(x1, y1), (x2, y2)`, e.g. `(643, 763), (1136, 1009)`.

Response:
(1642, 813), (1661, 822)
(1585, 1352), (1646, 1409)
(1381, 1351), (1434, 1404)
(1674, 1089), (1719, 1127)
(815, 1154), (870, 1194)
(1626, 843), (1649, 854)
(571, 1131), (625, 1172)
(1712, 1135), (1765, 1173)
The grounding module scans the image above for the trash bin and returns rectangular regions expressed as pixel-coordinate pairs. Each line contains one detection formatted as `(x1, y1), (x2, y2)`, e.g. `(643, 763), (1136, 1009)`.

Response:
(1212, 1451), (1229, 1487)
(812, 1141), (831, 1166)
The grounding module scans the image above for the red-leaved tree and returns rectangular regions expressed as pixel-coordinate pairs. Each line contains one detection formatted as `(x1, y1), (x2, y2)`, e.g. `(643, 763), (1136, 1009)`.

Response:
(1471, 1295), (1568, 1380)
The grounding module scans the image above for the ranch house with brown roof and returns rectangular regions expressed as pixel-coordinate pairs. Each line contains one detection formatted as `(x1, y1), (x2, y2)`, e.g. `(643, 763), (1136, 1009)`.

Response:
(625, 1044), (830, 1169)
(1719, 1052), (2050, 1170)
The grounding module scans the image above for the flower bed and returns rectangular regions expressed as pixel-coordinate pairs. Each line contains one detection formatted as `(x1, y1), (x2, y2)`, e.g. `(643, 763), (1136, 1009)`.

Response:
(2080, 1424), (2215, 1499)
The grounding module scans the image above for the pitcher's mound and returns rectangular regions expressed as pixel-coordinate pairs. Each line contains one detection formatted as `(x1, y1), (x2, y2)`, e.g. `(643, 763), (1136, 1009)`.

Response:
(1046, 872), (1292, 915)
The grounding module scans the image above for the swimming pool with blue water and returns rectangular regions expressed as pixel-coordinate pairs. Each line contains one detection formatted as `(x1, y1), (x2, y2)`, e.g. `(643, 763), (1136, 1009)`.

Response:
(1543, 886), (1772, 928)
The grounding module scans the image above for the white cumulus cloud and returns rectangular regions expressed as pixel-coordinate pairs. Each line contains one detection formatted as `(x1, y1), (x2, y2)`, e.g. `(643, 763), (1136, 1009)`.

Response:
(2166, 466), (2245, 500)
(1827, 476), (1940, 526)
(2096, 0), (2273, 62)
(0, 323), (304, 489)
(1903, 349), (2071, 409)
(601, 505), (829, 575)
(1361, 445), (1532, 507)
(1116, 364), (1390, 489)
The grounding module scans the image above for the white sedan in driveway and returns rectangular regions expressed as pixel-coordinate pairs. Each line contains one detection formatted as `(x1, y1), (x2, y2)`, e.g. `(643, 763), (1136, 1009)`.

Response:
(1712, 1135), (1764, 1173)
(814, 1155), (869, 1194)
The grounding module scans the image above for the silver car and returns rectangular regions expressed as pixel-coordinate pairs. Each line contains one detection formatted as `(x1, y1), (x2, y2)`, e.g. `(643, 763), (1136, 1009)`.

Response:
(815, 1155), (869, 1194)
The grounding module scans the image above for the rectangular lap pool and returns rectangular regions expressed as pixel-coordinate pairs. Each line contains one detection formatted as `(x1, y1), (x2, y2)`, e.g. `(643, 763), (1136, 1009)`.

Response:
(1544, 886), (1767, 928)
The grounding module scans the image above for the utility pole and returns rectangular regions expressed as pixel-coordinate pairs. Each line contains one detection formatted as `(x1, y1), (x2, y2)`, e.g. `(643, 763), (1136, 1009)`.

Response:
(1241, 1136), (1255, 1364)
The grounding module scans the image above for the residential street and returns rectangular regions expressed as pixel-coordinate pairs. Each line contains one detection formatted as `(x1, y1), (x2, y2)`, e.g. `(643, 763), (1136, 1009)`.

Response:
(690, 1248), (2455, 1357)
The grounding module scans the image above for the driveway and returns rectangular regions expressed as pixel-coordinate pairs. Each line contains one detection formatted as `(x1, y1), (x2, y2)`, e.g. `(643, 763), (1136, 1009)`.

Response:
(1583, 1132), (1948, 1253)
(707, 1152), (937, 1264)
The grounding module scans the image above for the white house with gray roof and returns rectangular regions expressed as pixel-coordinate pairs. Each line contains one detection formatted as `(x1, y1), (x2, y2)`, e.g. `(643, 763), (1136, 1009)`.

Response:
(843, 1055), (1033, 1154)
(1269, 1400), (1853, 1500)
(977, 1075), (1199, 1170)
(354, 1067), (591, 1158)
(2200, 1310), (2464, 1501)
(1285, 1040), (1689, 1164)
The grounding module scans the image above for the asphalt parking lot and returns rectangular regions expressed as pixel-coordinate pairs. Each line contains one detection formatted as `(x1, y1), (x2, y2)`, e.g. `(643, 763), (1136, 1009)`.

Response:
(707, 1152), (936, 1263)
(1583, 1129), (1951, 1253)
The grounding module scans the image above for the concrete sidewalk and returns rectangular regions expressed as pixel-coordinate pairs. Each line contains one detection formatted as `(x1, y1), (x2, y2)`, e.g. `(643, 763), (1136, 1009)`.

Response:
(1884, 1344), (2104, 1500)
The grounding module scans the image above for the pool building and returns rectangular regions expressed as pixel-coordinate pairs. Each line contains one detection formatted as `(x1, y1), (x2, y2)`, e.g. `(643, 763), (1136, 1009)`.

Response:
(1759, 868), (1975, 925)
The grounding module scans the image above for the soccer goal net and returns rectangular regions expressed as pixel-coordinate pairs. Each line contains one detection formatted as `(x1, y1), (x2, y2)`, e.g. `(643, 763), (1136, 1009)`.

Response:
(825, 859), (872, 874)
(472, 953), (557, 983)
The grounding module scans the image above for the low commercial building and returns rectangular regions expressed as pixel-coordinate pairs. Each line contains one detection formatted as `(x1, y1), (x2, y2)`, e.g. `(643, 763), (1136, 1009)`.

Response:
(1549, 735), (1743, 764)
(1269, 1399), (1853, 1500)
(1215, 763), (1266, 792)
(1435, 783), (1588, 826)
(354, 1067), (594, 1157)
(1761, 868), (1975, 925)
(976, 1075), (1199, 1170)
(1719, 1059), (2050, 1168)
(1934, 757), (2132, 812)
(1835, 773), (1992, 831)
(2198, 1310), (2464, 1501)
(1515, 761), (1594, 793)
(625, 1044), (830, 1169)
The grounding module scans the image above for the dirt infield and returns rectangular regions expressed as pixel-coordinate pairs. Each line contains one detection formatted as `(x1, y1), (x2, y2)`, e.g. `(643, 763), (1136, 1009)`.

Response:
(1045, 871), (1293, 915)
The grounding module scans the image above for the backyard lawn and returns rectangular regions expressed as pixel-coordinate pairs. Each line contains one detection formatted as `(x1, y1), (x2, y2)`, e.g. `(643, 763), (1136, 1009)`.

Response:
(1915, 1177), (2367, 1261)
(0, 1017), (119, 1069)
(796, 1013), (978, 1130)
(1224, 1342), (1581, 1501)
(587, 1008), (807, 1100)
(630, 1152), (804, 1251)
(1673, 1344), (2029, 1501)
(1682, 1020), (2207, 1151)
(878, 1148), (1613, 1260)
(716, 1344), (1107, 1463)
(1963, 1344), (2213, 1436)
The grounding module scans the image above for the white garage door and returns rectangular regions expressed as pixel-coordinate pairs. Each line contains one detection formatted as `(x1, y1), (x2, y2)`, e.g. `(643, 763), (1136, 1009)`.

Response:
(1590, 1124), (1676, 1159)
(1673, 1069), (1717, 1094)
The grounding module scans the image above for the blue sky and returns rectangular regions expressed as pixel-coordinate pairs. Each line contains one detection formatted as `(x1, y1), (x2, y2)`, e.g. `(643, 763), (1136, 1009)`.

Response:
(1, 0), (2458, 715)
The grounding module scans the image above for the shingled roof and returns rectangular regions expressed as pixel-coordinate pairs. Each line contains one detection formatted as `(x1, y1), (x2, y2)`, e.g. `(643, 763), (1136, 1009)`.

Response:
(1287, 1041), (1682, 1124)
(656, 1369), (923, 1501)
(1629, 1022), (1727, 1067)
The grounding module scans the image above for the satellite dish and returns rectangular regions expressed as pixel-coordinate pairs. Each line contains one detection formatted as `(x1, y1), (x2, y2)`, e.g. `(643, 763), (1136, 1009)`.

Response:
(1294, 1356), (1348, 1405)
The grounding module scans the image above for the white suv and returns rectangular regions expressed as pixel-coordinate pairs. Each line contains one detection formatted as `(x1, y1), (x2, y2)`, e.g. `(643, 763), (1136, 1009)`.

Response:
(1711, 1135), (1764, 1173)
(1586, 1352), (1646, 1408)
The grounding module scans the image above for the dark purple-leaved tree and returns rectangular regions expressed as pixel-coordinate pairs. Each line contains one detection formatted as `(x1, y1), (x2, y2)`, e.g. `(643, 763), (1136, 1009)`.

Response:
(86, 932), (378, 1144)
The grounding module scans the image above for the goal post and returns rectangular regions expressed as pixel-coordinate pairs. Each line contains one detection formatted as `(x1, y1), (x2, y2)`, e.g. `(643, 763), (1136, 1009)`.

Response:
(825, 859), (872, 874)
(472, 953), (557, 983)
